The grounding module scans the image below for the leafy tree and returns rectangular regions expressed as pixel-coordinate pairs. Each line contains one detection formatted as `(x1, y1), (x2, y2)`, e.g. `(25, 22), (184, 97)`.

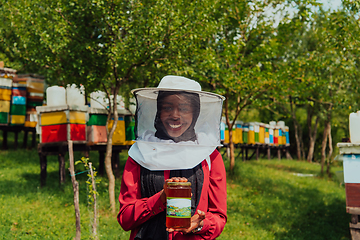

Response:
(273, 1), (360, 176)
(192, 0), (288, 171)
(1, 0), (217, 212)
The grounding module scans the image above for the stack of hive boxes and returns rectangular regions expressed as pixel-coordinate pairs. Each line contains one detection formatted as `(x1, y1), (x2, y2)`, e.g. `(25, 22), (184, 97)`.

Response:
(10, 82), (27, 126)
(0, 68), (16, 125)
(107, 110), (135, 145)
(37, 105), (88, 143)
(37, 85), (88, 143)
(89, 91), (136, 145)
(87, 107), (136, 145)
(87, 91), (109, 144)
(13, 74), (45, 128)
(87, 107), (108, 144)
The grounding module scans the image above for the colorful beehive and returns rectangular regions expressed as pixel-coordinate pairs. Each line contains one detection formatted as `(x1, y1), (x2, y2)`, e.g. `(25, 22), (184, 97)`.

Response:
(281, 127), (286, 146)
(0, 77), (12, 101)
(248, 122), (255, 144)
(87, 108), (108, 144)
(242, 123), (249, 144)
(273, 125), (279, 146)
(254, 122), (260, 144)
(25, 109), (38, 128)
(234, 121), (243, 144)
(9, 83), (27, 126)
(0, 100), (10, 125)
(36, 105), (88, 143)
(264, 124), (270, 144)
(226, 124), (235, 144)
(269, 122), (275, 146)
(108, 116), (125, 145)
(277, 121), (285, 146)
(13, 74), (45, 108)
(107, 109), (133, 145)
(284, 126), (290, 146)
(220, 119), (226, 142)
(337, 143), (360, 212)
(224, 123), (229, 144)
(125, 115), (136, 144)
(258, 123), (265, 144)
(0, 75), (13, 125)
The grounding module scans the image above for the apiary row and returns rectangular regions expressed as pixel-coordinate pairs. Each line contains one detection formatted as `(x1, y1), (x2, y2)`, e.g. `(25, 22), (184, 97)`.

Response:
(36, 105), (135, 145)
(0, 69), (44, 127)
(221, 120), (290, 146)
(38, 84), (136, 146)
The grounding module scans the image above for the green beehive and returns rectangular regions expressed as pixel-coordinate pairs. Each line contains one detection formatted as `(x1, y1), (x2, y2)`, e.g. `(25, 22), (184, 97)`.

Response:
(242, 123), (249, 144)
(0, 112), (9, 125)
(10, 104), (26, 115)
(125, 115), (136, 141)
(87, 114), (107, 126)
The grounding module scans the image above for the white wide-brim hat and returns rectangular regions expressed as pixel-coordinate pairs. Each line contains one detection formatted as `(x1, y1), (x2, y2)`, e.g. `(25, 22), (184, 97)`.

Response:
(131, 75), (225, 101)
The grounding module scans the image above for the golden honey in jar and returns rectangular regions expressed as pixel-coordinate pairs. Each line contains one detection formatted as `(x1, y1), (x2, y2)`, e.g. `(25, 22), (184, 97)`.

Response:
(166, 181), (191, 229)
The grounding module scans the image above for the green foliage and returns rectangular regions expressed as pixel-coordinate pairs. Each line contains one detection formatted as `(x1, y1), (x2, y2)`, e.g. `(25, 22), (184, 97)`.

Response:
(1, 0), (218, 93)
(222, 155), (349, 240)
(1, 0), (360, 162)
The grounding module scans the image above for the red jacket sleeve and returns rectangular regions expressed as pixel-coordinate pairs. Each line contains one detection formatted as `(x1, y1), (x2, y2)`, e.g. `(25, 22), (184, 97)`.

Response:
(196, 149), (227, 239)
(117, 157), (166, 231)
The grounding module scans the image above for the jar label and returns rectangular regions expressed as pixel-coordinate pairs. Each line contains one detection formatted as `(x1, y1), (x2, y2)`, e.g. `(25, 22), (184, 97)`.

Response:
(166, 198), (191, 218)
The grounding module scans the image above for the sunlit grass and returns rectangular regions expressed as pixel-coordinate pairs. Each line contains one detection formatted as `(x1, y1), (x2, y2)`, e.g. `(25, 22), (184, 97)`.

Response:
(221, 156), (349, 240)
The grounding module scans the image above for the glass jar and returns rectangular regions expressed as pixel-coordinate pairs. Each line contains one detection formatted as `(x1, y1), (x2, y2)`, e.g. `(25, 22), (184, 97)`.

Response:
(166, 181), (191, 229)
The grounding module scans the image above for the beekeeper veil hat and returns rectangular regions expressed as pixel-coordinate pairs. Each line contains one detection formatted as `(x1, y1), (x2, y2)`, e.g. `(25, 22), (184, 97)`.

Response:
(128, 75), (224, 170)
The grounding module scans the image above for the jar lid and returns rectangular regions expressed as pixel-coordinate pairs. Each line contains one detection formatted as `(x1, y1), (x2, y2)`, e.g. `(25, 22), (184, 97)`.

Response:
(167, 181), (191, 186)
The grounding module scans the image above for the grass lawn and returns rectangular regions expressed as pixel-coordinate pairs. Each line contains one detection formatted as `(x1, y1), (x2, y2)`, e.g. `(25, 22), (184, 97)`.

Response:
(0, 134), (351, 239)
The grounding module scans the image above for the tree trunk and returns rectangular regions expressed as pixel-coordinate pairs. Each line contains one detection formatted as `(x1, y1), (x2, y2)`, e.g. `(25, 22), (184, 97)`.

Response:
(289, 96), (304, 160)
(293, 121), (302, 160)
(223, 91), (247, 171)
(229, 128), (235, 172)
(104, 85), (119, 214)
(68, 141), (81, 240)
(307, 106), (320, 163)
(326, 122), (333, 176)
(299, 126), (306, 160)
(321, 103), (333, 176)
(291, 111), (302, 160)
(320, 121), (330, 174)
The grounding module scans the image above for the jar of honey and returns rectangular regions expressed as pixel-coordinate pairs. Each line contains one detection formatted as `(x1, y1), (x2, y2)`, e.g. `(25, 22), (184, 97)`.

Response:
(166, 181), (191, 229)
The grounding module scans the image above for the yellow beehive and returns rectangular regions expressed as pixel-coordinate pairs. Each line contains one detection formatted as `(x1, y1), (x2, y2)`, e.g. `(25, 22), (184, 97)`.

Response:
(0, 100), (10, 112)
(248, 122), (255, 144)
(259, 123), (265, 144)
(10, 115), (26, 125)
(40, 111), (67, 125)
(0, 88), (11, 101)
(69, 111), (87, 124)
(108, 117), (126, 145)
(25, 111), (38, 128)
(36, 105), (88, 143)
(224, 127), (229, 144)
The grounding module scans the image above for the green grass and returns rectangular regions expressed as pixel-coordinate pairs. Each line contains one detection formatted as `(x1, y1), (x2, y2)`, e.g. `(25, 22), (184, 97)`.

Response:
(221, 158), (349, 240)
(0, 134), (351, 239)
